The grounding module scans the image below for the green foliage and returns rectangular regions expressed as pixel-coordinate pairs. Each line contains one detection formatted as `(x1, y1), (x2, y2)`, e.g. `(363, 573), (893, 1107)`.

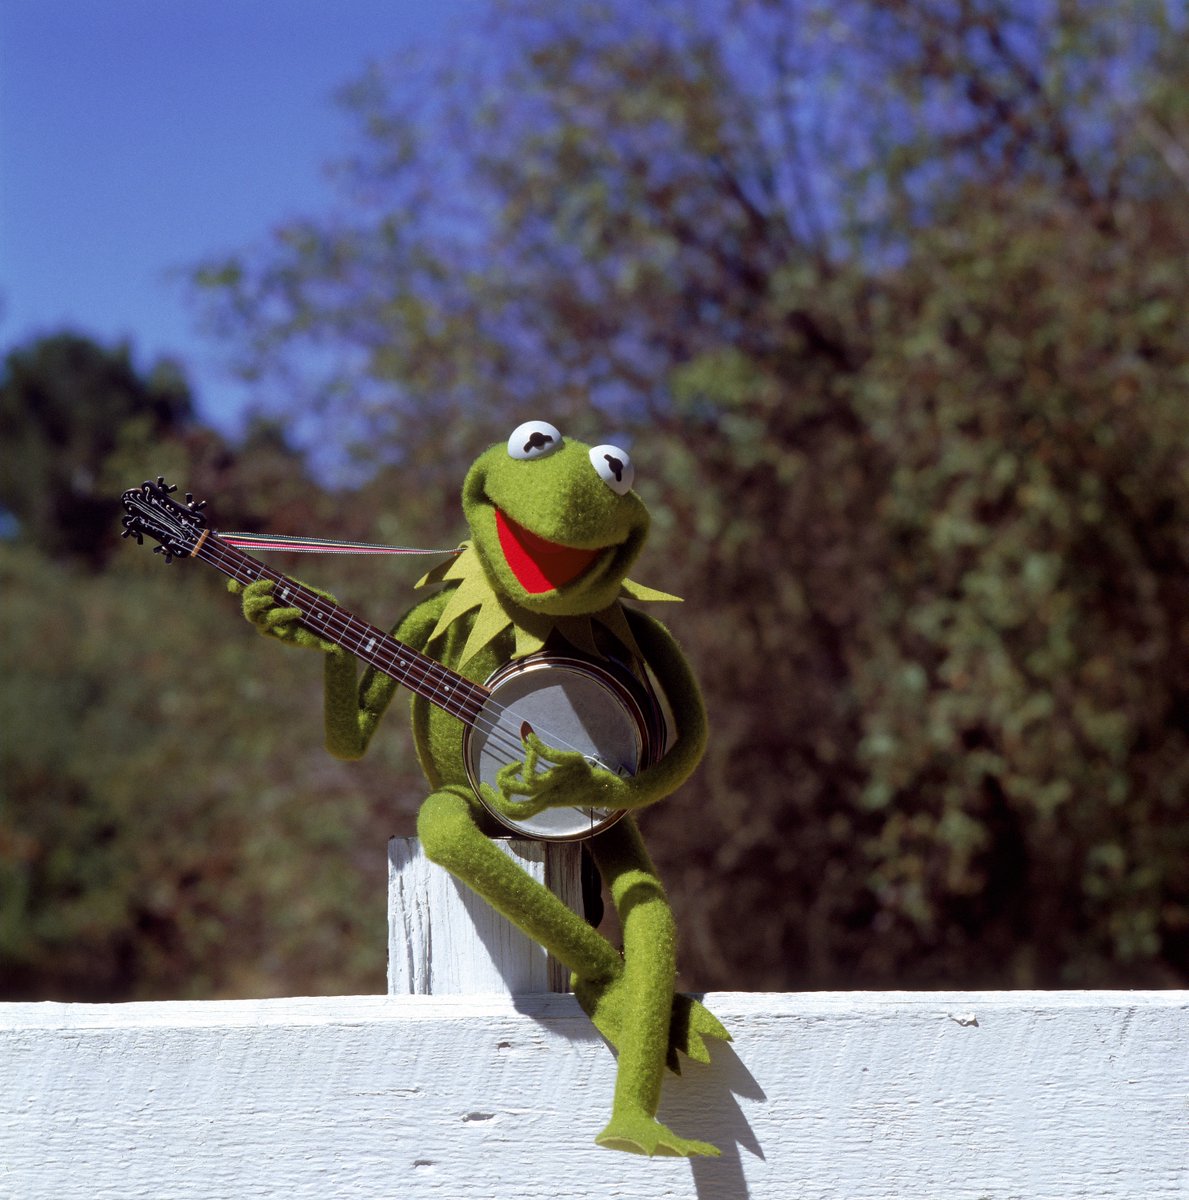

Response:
(0, 335), (432, 1000)
(0, 536), (432, 1000)
(0, 333), (194, 565)
(187, 0), (1188, 990)
(6, 0), (1188, 998)
(840, 191), (1189, 984)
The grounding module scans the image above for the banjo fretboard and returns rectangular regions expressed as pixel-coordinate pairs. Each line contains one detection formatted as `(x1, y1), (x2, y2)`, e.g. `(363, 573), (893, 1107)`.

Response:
(194, 528), (491, 726)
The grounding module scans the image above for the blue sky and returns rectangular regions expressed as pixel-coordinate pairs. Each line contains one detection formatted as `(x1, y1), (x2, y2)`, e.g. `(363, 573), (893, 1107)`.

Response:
(0, 0), (480, 432)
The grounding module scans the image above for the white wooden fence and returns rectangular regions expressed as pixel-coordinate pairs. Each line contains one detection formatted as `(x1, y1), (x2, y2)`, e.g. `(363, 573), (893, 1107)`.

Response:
(2, 839), (1186, 1200)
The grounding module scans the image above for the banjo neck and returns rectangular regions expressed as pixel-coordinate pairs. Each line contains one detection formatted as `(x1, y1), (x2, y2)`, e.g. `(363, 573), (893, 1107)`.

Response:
(193, 528), (491, 727)
(120, 477), (650, 840)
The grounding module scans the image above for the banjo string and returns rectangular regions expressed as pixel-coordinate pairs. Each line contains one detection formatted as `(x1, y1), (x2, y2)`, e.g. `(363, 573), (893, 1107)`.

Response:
(201, 535), (619, 769)
(302, 591), (608, 767)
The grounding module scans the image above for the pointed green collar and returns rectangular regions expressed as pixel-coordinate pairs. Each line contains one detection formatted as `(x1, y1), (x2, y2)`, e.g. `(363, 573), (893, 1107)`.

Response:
(416, 542), (680, 667)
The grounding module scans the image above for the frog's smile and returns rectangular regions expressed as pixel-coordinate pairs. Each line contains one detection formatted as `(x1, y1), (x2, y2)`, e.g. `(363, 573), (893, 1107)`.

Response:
(495, 509), (606, 594)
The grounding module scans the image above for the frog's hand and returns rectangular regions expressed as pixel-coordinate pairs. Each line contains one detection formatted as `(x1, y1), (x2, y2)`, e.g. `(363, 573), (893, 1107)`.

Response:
(522, 733), (628, 810)
(477, 780), (549, 824)
(479, 732), (627, 821)
(231, 578), (341, 654)
(477, 738), (553, 822)
(509, 611), (708, 817)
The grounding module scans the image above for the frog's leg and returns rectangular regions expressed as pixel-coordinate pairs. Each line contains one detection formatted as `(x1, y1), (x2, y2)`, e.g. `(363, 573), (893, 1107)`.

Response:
(581, 817), (721, 1158)
(417, 793), (720, 1157)
(416, 787), (621, 985)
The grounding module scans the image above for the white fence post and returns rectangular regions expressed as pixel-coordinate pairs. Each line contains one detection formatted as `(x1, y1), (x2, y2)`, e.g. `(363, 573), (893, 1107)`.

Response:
(387, 836), (583, 995)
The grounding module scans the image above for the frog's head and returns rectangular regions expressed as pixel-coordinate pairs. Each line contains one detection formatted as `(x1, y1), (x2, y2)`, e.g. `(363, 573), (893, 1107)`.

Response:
(462, 420), (649, 616)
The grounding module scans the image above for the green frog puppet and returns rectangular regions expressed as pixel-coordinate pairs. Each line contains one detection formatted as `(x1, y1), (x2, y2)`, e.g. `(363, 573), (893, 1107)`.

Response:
(236, 420), (728, 1157)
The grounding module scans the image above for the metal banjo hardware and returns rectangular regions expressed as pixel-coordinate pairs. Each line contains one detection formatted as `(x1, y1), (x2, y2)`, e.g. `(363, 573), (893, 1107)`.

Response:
(464, 654), (666, 842)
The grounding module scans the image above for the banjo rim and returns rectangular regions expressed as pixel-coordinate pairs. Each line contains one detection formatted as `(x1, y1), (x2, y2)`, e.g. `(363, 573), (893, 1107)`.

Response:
(462, 653), (661, 842)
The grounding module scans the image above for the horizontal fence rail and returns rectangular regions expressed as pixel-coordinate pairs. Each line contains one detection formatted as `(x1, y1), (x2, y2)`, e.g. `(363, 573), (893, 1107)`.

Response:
(2, 990), (1185, 1200)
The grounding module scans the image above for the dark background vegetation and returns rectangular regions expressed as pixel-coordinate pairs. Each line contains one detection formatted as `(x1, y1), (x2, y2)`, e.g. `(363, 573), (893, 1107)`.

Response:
(3, 0), (1187, 999)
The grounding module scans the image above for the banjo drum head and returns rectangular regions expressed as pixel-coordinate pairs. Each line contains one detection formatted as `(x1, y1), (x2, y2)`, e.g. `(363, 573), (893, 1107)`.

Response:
(464, 656), (648, 841)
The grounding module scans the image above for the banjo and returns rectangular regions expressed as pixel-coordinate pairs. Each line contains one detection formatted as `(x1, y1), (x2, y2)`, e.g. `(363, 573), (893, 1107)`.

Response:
(120, 478), (665, 841)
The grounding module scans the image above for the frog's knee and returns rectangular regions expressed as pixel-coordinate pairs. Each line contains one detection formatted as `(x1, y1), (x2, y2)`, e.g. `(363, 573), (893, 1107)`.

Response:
(612, 869), (672, 921)
(417, 789), (481, 869)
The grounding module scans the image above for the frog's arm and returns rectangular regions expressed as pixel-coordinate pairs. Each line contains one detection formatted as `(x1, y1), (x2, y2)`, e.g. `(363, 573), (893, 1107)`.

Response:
(620, 606), (708, 806)
(235, 575), (424, 761)
(547, 605), (706, 813)
(324, 593), (445, 761)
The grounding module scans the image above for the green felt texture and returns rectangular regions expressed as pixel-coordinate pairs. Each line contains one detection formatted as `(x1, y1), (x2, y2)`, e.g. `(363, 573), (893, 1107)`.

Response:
(235, 433), (726, 1156)
(416, 540), (679, 670)
(234, 577), (343, 654)
(462, 438), (652, 617)
(321, 594), (445, 762)
(418, 795), (728, 1157)
(417, 786), (621, 979)
(477, 608), (708, 824)
(583, 819), (727, 1157)
(619, 578), (683, 603)
(419, 543), (560, 665)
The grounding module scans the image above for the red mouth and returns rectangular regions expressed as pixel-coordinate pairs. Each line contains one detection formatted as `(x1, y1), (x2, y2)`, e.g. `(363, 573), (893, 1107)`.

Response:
(495, 509), (602, 594)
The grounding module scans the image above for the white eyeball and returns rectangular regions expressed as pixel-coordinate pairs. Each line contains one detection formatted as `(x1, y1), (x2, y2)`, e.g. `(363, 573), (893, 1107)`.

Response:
(508, 420), (563, 460)
(588, 444), (635, 495)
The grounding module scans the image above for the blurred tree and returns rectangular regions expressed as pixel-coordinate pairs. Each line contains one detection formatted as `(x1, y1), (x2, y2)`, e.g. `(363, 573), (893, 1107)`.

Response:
(0, 332), (434, 1000)
(0, 333), (195, 565)
(0, 541), (417, 999)
(188, 0), (1186, 990)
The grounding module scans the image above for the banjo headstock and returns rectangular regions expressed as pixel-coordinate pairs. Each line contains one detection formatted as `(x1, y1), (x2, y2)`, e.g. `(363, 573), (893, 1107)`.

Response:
(120, 477), (209, 564)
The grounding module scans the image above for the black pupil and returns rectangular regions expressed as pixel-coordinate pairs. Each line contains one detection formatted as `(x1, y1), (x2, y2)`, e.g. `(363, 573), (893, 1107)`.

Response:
(524, 430), (554, 453)
(604, 454), (624, 482)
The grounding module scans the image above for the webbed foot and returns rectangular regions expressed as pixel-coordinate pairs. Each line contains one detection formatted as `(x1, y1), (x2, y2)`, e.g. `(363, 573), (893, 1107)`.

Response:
(595, 1111), (720, 1158)
(669, 991), (733, 1070)
(574, 970), (731, 1073)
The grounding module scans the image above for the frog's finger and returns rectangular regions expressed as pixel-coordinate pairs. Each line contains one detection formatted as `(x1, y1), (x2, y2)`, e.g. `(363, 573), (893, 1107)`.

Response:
(260, 604), (305, 632)
(242, 587), (280, 620)
(494, 758), (541, 799)
(668, 994), (731, 1069)
(479, 783), (547, 821)
(523, 731), (587, 768)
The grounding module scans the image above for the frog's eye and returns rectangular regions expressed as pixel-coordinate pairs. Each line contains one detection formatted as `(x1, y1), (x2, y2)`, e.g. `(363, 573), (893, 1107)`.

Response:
(588, 444), (635, 495)
(508, 420), (563, 460)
